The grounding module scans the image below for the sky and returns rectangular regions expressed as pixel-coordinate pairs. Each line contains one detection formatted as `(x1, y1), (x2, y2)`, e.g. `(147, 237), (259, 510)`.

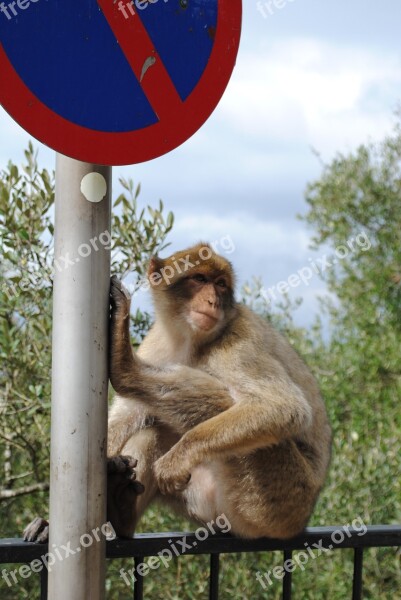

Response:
(1, 0), (400, 326)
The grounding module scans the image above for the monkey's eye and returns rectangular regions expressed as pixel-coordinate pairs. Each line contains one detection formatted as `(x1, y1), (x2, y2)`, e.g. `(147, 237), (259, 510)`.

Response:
(216, 279), (227, 289)
(192, 274), (208, 283)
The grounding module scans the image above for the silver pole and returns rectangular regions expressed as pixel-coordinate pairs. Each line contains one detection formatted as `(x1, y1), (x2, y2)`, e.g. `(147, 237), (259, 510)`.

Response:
(48, 155), (111, 600)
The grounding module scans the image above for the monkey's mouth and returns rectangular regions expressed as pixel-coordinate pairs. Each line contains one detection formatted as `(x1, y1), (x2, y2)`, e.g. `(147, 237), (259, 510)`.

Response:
(190, 310), (220, 331)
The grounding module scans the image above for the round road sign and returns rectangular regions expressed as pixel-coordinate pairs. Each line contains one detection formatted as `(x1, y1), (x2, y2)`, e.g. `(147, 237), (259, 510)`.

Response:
(0, 0), (242, 165)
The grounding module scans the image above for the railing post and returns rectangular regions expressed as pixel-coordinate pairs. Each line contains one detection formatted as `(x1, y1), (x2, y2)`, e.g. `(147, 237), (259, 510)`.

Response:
(209, 553), (220, 600)
(352, 547), (364, 600)
(282, 549), (293, 599)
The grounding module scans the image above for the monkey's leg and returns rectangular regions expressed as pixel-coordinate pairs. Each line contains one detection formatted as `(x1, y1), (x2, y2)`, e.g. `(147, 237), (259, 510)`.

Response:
(109, 423), (178, 538)
(23, 517), (49, 543)
(107, 455), (145, 538)
(23, 457), (144, 543)
(171, 447), (317, 540)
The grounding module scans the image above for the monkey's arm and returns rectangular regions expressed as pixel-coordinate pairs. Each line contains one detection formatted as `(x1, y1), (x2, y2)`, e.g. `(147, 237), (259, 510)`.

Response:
(110, 276), (234, 430)
(112, 346), (312, 495)
(111, 355), (234, 432)
(152, 371), (312, 494)
(110, 277), (310, 430)
(110, 279), (310, 435)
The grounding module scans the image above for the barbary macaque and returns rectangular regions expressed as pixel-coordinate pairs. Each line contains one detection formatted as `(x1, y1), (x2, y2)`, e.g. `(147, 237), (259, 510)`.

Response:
(106, 243), (331, 539)
(24, 243), (331, 544)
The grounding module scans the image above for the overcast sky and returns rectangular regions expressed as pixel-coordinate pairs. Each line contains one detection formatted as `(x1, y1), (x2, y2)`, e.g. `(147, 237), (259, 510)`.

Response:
(1, 0), (400, 326)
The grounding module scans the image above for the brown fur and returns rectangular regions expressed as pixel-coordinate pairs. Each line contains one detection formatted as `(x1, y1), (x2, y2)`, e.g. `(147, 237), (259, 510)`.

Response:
(108, 244), (332, 539)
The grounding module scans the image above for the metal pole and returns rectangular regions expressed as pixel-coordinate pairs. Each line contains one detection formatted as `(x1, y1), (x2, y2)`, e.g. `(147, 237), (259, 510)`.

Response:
(48, 155), (111, 600)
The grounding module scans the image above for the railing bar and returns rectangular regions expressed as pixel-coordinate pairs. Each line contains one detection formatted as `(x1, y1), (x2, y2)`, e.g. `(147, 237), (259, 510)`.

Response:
(352, 547), (363, 600)
(209, 553), (220, 600)
(282, 549), (293, 600)
(134, 556), (144, 600)
(40, 565), (48, 600)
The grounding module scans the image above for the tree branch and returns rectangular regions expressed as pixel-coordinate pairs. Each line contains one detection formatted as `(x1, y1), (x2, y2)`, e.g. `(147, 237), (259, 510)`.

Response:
(0, 482), (49, 500)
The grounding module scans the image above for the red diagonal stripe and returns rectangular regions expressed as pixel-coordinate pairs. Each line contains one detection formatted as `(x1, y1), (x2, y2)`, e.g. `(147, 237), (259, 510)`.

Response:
(97, 0), (183, 122)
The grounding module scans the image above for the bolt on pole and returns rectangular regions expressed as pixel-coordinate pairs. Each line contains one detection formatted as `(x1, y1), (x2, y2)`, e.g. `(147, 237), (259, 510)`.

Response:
(48, 154), (111, 600)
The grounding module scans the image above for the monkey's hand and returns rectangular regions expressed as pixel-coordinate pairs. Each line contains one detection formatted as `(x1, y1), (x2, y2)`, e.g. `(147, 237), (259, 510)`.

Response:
(110, 276), (131, 319)
(154, 449), (192, 496)
(107, 455), (145, 538)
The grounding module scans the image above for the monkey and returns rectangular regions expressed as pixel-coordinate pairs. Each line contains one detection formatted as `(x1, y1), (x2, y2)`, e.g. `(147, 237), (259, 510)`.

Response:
(106, 242), (332, 540)
(23, 242), (331, 544)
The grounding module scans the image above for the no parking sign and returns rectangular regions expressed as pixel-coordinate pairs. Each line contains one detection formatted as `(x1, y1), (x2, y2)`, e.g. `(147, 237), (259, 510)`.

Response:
(0, 0), (242, 165)
(1, 3), (243, 598)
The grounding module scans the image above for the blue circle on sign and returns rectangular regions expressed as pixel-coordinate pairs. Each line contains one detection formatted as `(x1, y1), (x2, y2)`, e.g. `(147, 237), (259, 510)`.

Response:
(0, 0), (217, 132)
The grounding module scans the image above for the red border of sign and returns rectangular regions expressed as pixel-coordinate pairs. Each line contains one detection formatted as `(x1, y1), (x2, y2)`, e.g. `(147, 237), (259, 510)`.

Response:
(0, 0), (242, 166)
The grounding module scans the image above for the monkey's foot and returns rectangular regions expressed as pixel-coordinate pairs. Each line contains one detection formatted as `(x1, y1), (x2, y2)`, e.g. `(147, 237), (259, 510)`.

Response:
(107, 455), (145, 538)
(110, 276), (131, 316)
(107, 455), (143, 486)
(23, 517), (49, 544)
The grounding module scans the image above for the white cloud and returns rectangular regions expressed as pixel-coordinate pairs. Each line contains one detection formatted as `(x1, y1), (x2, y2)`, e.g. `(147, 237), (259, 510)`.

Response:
(217, 38), (401, 156)
(172, 211), (310, 257)
(167, 211), (314, 302)
(1, 30), (396, 330)
(0, 107), (55, 170)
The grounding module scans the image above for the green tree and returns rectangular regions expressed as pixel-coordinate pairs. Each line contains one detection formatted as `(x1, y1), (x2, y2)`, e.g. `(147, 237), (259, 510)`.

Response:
(303, 121), (401, 524)
(0, 144), (174, 543)
(239, 121), (401, 599)
(293, 121), (401, 599)
(1, 127), (401, 599)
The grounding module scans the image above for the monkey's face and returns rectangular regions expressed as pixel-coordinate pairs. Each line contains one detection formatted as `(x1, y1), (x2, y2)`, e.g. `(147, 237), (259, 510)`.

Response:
(163, 270), (234, 338)
(183, 273), (229, 333)
(147, 244), (236, 340)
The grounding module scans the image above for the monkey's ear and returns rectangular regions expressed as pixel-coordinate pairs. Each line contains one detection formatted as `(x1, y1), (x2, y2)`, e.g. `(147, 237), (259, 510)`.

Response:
(148, 256), (164, 276)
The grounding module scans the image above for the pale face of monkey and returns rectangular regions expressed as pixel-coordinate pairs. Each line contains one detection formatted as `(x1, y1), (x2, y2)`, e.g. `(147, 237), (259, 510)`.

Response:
(147, 245), (236, 342)
(185, 273), (228, 333)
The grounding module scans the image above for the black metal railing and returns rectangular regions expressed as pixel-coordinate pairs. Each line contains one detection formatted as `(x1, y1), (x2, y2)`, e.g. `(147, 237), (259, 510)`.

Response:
(1, 525), (400, 599)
